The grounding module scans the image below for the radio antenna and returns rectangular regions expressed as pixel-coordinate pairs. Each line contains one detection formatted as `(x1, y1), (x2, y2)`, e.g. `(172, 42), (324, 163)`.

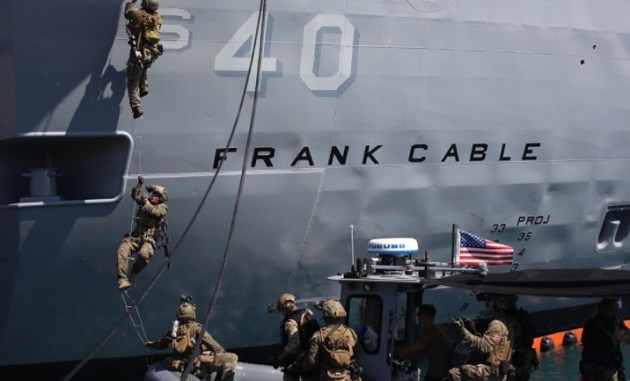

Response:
(350, 225), (355, 266)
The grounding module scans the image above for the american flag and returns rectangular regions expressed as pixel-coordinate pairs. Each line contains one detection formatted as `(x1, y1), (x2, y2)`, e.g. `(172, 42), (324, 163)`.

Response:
(456, 229), (514, 266)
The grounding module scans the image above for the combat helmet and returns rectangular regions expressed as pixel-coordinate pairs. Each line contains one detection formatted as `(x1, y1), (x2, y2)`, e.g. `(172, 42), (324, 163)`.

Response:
(276, 293), (296, 313)
(147, 184), (168, 202)
(486, 320), (508, 336)
(141, 0), (159, 12)
(176, 302), (196, 322)
(598, 298), (617, 316)
(315, 298), (347, 319)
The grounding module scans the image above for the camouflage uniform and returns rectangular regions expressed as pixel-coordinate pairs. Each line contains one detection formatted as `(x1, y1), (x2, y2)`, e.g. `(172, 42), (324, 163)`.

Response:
(274, 293), (320, 381)
(448, 320), (512, 381)
(116, 182), (167, 290)
(280, 309), (318, 381)
(302, 299), (360, 381)
(124, 0), (163, 118)
(147, 320), (238, 381)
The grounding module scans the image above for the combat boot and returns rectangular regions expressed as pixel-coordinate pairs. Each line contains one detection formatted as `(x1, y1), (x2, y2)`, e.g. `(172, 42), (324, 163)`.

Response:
(132, 105), (144, 119)
(118, 278), (132, 291)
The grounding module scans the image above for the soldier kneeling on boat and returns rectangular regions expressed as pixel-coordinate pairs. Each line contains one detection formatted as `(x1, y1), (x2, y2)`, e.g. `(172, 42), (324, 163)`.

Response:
(145, 296), (238, 381)
(447, 319), (512, 381)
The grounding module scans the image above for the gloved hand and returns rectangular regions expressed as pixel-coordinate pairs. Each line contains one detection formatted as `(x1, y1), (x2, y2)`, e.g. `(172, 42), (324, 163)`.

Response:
(462, 317), (477, 333)
(451, 319), (469, 337)
(144, 340), (155, 348)
(284, 362), (300, 376)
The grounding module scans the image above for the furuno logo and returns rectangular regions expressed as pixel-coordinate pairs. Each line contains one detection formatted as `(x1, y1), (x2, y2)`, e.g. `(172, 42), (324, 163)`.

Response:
(368, 243), (406, 250)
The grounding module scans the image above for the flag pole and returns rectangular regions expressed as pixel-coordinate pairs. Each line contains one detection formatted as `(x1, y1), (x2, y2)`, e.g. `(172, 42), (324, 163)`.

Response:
(451, 224), (458, 266)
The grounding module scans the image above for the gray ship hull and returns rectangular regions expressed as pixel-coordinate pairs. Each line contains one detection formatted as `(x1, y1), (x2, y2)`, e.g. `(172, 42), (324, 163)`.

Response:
(2, 0), (630, 371)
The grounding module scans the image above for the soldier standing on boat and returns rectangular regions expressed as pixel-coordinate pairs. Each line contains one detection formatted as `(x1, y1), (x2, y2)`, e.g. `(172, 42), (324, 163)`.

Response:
(145, 296), (238, 381)
(395, 304), (453, 381)
(116, 176), (168, 291)
(580, 298), (630, 381)
(447, 317), (512, 381)
(124, 0), (163, 119)
(301, 299), (361, 381)
(271, 293), (320, 381)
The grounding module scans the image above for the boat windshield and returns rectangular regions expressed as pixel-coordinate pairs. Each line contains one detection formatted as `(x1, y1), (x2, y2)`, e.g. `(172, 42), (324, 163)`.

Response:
(347, 295), (382, 354)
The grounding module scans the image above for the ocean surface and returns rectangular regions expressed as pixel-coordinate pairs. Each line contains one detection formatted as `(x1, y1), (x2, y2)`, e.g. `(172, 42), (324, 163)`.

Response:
(414, 342), (629, 381)
(530, 344), (630, 381)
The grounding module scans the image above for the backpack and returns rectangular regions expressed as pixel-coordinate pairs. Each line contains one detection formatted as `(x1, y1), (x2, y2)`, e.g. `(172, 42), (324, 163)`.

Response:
(171, 323), (195, 355)
(322, 325), (352, 369)
(142, 12), (161, 45)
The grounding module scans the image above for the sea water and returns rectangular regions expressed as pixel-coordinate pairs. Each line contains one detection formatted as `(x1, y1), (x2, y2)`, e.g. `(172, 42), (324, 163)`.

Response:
(414, 343), (630, 381)
(531, 344), (630, 380)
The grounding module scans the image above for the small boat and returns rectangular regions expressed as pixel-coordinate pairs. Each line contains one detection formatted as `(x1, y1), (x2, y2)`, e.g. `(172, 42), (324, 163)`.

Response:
(144, 358), (283, 381)
(146, 237), (630, 381)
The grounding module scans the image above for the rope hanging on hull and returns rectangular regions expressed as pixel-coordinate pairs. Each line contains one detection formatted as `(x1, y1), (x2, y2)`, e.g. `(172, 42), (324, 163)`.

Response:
(180, 0), (267, 379)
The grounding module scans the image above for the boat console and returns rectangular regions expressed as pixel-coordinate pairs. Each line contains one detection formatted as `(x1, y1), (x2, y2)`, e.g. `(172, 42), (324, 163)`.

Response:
(329, 237), (485, 381)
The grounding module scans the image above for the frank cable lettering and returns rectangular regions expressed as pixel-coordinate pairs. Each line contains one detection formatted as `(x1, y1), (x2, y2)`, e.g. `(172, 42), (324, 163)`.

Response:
(213, 143), (541, 169)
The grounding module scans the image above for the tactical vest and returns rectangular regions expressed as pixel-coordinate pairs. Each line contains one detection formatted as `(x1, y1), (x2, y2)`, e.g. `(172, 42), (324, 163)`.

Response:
(322, 325), (354, 370)
(133, 203), (167, 245)
(170, 322), (215, 372)
(281, 308), (320, 351)
(141, 11), (161, 45)
(486, 336), (512, 366)
(128, 9), (161, 45)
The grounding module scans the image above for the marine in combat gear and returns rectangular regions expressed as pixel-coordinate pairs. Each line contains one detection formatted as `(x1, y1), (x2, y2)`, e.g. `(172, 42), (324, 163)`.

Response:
(447, 318), (512, 381)
(580, 298), (630, 381)
(479, 293), (538, 381)
(116, 176), (168, 291)
(145, 296), (238, 381)
(272, 293), (320, 381)
(302, 299), (361, 381)
(124, 0), (163, 119)
(395, 304), (453, 381)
